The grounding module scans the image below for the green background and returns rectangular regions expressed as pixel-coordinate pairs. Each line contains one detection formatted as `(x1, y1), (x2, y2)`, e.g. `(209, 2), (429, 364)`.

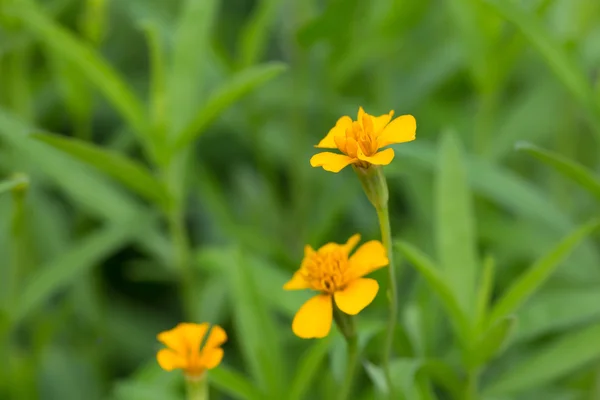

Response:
(1, 0), (600, 399)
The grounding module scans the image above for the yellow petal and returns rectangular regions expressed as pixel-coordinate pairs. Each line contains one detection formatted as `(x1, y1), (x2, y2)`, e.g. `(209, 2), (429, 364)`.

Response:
(349, 240), (389, 278)
(204, 325), (227, 349)
(316, 116), (352, 148)
(292, 294), (333, 339)
(310, 152), (357, 173)
(377, 115), (416, 148)
(157, 349), (187, 371)
(200, 347), (224, 369)
(342, 234), (361, 255)
(357, 106), (365, 124)
(357, 148), (395, 165)
(304, 245), (315, 257)
(283, 271), (309, 290)
(334, 278), (379, 315)
(373, 110), (394, 134)
(157, 323), (208, 355)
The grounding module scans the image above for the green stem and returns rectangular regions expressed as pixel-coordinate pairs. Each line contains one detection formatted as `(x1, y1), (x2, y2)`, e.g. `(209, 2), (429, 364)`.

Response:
(168, 207), (195, 320)
(334, 307), (358, 400)
(376, 205), (398, 399)
(463, 369), (479, 400)
(186, 376), (209, 400)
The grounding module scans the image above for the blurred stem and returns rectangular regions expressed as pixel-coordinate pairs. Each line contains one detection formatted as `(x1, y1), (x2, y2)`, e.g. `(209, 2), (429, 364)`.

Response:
(463, 368), (480, 400)
(9, 174), (29, 306)
(186, 376), (208, 400)
(475, 93), (497, 157)
(376, 204), (398, 398)
(333, 306), (358, 400)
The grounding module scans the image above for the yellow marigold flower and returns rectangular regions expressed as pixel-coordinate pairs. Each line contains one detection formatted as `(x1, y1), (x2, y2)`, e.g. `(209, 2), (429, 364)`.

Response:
(284, 234), (389, 338)
(156, 322), (227, 379)
(310, 106), (416, 172)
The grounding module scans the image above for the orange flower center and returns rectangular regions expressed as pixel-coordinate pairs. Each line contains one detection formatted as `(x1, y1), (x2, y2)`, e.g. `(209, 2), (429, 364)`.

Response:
(335, 116), (380, 162)
(301, 249), (352, 293)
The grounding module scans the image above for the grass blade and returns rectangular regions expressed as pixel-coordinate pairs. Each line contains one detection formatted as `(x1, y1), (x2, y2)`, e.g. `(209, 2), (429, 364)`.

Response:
(237, 0), (284, 68)
(7, 2), (148, 138)
(488, 218), (600, 324)
(395, 240), (471, 344)
(174, 62), (287, 151)
(288, 338), (332, 400)
(482, 0), (600, 136)
(33, 133), (169, 208)
(484, 322), (600, 396)
(0, 175), (29, 195)
(435, 132), (479, 313)
(169, 0), (219, 134)
(209, 366), (265, 400)
(468, 316), (516, 368)
(11, 218), (144, 326)
(516, 141), (600, 202)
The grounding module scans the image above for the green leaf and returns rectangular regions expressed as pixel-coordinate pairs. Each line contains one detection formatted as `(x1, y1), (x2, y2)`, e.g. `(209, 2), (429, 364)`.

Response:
(221, 249), (286, 398)
(33, 133), (169, 208)
(516, 141), (600, 202)
(475, 255), (495, 332)
(237, 0), (284, 68)
(209, 366), (265, 400)
(174, 62), (287, 151)
(169, 0), (219, 134)
(288, 338), (332, 400)
(394, 241), (471, 345)
(7, 2), (147, 137)
(488, 218), (600, 324)
(482, 0), (600, 136)
(11, 218), (143, 326)
(484, 322), (600, 396)
(0, 174), (28, 195)
(435, 132), (478, 313)
(468, 316), (516, 368)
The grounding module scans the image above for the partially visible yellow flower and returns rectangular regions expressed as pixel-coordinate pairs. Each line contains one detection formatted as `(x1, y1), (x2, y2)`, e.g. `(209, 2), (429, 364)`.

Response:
(310, 106), (416, 173)
(157, 322), (227, 379)
(284, 234), (389, 338)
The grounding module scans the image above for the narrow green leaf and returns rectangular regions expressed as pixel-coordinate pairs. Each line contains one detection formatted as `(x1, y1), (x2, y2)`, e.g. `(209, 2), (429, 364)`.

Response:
(169, 0), (219, 133)
(209, 366), (265, 400)
(7, 2), (148, 136)
(468, 316), (516, 368)
(174, 62), (287, 151)
(489, 219), (600, 324)
(288, 338), (332, 400)
(237, 0), (283, 68)
(395, 241), (471, 344)
(11, 219), (143, 326)
(33, 133), (169, 208)
(475, 256), (495, 332)
(223, 249), (286, 398)
(516, 141), (600, 202)
(0, 175), (28, 195)
(482, 0), (600, 136)
(435, 132), (478, 312)
(484, 323), (600, 396)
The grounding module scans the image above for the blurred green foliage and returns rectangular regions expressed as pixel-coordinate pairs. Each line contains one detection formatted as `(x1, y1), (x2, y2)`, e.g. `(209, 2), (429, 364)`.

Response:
(1, 0), (600, 399)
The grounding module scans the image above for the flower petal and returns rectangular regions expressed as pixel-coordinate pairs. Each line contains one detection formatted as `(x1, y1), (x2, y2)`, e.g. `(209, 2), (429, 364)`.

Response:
(377, 115), (416, 148)
(316, 116), (352, 148)
(373, 111), (394, 134)
(357, 148), (395, 165)
(157, 323), (209, 355)
(157, 349), (187, 371)
(292, 294), (333, 339)
(200, 347), (224, 369)
(357, 106), (365, 123)
(334, 278), (379, 315)
(204, 325), (227, 349)
(349, 240), (389, 278)
(310, 152), (357, 173)
(283, 271), (309, 290)
(342, 234), (361, 255)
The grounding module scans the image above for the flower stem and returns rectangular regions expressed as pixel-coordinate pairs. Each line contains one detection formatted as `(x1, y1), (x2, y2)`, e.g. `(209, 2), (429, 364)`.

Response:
(463, 368), (480, 400)
(334, 307), (358, 400)
(376, 204), (398, 399)
(186, 376), (209, 400)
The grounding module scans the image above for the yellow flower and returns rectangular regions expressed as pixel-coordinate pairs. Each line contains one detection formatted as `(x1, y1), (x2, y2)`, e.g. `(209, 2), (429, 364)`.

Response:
(310, 106), (416, 173)
(283, 234), (389, 338)
(156, 322), (227, 379)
